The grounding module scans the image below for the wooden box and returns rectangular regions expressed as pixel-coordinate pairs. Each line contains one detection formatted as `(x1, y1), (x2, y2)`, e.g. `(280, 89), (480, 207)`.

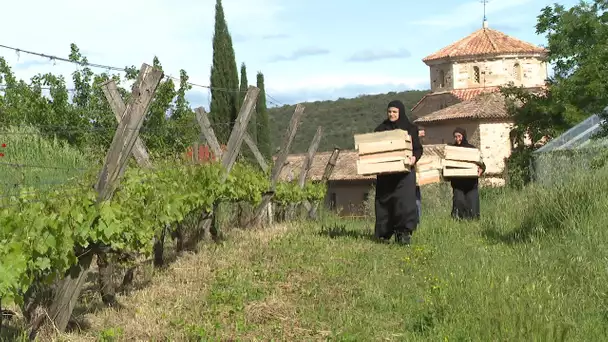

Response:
(442, 146), (481, 178)
(415, 155), (442, 186)
(417, 169), (441, 186)
(354, 129), (413, 175)
(444, 145), (481, 162)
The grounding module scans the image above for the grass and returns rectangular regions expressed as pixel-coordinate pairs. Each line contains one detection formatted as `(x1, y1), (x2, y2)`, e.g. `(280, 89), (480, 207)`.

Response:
(0, 126), (96, 203)
(3, 126), (608, 340)
(37, 165), (606, 341)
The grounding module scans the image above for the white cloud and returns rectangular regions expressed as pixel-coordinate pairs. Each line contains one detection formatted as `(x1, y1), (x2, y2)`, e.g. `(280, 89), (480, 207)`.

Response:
(411, 0), (533, 29)
(0, 0), (285, 90)
(267, 74), (428, 93)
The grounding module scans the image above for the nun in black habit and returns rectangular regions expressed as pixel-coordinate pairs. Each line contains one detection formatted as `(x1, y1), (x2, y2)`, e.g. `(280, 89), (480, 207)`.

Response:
(373, 100), (423, 245)
(448, 127), (486, 220)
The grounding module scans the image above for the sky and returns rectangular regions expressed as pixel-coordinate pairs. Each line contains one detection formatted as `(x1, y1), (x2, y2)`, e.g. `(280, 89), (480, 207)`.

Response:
(0, 0), (580, 109)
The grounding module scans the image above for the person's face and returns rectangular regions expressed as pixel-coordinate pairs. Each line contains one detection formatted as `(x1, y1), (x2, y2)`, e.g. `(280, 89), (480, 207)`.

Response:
(454, 132), (463, 144)
(387, 107), (399, 122)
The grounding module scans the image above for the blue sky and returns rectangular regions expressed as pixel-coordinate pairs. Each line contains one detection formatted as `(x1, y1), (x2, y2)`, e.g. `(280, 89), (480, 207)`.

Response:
(1, 0), (579, 109)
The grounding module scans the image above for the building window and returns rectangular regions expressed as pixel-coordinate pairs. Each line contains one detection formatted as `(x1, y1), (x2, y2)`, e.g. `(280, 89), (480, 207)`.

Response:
(473, 66), (480, 83)
(330, 192), (337, 210)
(513, 63), (521, 81)
(438, 69), (445, 88)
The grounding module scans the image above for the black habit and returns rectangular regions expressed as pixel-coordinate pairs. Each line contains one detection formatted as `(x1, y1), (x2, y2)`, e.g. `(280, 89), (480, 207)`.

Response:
(373, 100), (423, 243)
(448, 127), (486, 220)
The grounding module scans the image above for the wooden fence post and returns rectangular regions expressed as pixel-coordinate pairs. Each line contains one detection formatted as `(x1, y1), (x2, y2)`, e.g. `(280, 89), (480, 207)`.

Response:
(251, 104), (306, 226)
(99, 79), (155, 299)
(309, 147), (340, 219)
(33, 64), (163, 336)
(193, 86), (260, 241)
(297, 126), (323, 217)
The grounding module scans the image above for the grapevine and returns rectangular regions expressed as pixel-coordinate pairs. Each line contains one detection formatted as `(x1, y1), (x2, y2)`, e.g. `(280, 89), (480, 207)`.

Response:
(0, 160), (323, 304)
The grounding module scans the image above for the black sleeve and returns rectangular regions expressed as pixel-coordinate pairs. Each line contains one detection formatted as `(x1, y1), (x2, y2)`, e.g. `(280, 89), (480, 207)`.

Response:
(410, 126), (423, 163)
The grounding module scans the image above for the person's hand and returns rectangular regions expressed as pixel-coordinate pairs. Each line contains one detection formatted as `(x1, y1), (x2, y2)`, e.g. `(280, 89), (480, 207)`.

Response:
(478, 166), (483, 176)
(410, 156), (417, 165)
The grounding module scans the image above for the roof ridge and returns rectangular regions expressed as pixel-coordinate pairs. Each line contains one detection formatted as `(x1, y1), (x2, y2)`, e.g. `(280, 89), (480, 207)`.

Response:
(484, 28), (498, 51)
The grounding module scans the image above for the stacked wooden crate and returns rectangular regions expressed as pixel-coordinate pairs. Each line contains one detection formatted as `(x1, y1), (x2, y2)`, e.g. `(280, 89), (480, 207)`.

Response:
(354, 129), (413, 176)
(442, 145), (482, 177)
(415, 154), (442, 186)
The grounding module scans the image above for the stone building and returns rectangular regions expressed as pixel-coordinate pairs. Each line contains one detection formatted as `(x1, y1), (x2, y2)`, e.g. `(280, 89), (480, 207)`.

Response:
(412, 20), (548, 185)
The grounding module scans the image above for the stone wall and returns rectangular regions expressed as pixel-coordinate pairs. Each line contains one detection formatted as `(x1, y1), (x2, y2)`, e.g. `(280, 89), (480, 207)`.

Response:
(451, 56), (547, 89)
(479, 120), (513, 176)
(411, 93), (463, 119)
(419, 120), (480, 146)
(429, 62), (454, 92)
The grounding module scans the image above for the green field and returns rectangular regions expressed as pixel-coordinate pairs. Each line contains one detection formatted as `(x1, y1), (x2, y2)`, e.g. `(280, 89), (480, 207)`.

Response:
(48, 166), (607, 341)
(2, 126), (608, 341)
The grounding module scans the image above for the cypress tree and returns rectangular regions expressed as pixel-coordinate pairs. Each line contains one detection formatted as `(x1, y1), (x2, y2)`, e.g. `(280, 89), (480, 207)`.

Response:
(239, 63), (256, 143)
(256, 71), (271, 160)
(209, 0), (239, 144)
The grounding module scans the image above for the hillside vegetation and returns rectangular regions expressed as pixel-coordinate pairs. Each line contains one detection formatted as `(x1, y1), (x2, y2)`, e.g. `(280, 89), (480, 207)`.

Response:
(268, 90), (428, 153)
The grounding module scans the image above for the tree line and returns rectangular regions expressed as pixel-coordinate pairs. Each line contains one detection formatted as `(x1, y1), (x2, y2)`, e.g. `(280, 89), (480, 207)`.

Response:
(0, 0), (272, 163)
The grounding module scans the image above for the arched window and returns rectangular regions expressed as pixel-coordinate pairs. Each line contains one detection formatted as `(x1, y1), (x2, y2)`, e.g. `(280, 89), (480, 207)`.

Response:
(513, 63), (521, 81)
(438, 69), (445, 88)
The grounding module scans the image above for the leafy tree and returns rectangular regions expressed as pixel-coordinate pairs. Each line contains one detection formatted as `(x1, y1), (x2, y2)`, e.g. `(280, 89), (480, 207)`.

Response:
(255, 71), (271, 159)
(209, 0), (239, 143)
(536, 0), (608, 136)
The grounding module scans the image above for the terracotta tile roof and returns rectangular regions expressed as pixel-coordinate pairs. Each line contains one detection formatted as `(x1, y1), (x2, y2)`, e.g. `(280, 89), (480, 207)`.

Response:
(411, 87), (500, 112)
(422, 27), (547, 63)
(277, 150), (374, 182)
(277, 145), (447, 182)
(414, 92), (509, 124)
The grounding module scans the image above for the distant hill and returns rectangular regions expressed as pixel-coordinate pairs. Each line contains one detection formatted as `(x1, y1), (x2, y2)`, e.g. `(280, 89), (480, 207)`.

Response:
(268, 90), (429, 154)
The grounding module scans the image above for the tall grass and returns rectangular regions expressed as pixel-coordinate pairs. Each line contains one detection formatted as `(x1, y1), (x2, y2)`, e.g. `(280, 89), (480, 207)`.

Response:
(47, 163), (608, 341)
(0, 125), (96, 204)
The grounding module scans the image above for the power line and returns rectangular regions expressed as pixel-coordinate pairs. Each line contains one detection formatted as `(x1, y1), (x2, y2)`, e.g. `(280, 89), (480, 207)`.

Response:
(0, 43), (286, 105)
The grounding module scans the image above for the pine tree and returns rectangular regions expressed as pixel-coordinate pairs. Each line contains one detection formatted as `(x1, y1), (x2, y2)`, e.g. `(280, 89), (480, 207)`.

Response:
(209, 0), (239, 144)
(256, 71), (271, 160)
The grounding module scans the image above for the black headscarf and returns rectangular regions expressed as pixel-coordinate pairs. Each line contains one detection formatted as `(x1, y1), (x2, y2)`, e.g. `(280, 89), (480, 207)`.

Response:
(452, 127), (474, 147)
(384, 100), (415, 131)
(374, 99), (423, 162)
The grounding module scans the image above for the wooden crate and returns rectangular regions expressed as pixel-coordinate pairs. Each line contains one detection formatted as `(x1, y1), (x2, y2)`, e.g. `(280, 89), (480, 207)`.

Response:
(442, 145), (481, 178)
(443, 166), (479, 177)
(354, 129), (413, 175)
(444, 145), (481, 162)
(417, 169), (441, 186)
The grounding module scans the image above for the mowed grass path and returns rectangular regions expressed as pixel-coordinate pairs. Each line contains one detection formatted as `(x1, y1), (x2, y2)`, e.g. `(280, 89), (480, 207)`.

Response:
(64, 169), (608, 341)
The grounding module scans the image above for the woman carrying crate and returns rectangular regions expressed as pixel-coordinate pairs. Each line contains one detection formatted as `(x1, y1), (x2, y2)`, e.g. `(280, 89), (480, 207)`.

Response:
(373, 100), (423, 245)
(449, 127), (486, 220)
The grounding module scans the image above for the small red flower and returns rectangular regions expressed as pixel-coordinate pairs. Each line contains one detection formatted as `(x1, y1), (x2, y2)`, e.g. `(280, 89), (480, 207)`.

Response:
(1, 143), (5, 148)
(0, 153), (4, 157)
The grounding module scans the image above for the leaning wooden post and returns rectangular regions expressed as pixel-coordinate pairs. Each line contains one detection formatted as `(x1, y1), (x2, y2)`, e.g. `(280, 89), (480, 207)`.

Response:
(100, 79), (155, 298)
(297, 126), (323, 218)
(194, 86), (260, 240)
(35, 64), (163, 335)
(251, 104), (306, 226)
(309, 147), (340, 219)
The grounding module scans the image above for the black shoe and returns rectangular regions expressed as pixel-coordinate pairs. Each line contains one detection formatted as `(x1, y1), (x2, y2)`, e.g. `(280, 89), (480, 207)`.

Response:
(395, 231), (411, 245)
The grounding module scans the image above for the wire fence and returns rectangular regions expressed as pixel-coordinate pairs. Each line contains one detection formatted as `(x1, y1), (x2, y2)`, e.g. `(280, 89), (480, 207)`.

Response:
(0, 42), (286, 107)
(0, 116), (290, 210)
(531, 112), (607, 186)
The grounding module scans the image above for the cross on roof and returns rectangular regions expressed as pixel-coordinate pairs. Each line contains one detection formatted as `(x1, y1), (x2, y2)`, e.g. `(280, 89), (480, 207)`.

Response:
(480, 0), (489, 22)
